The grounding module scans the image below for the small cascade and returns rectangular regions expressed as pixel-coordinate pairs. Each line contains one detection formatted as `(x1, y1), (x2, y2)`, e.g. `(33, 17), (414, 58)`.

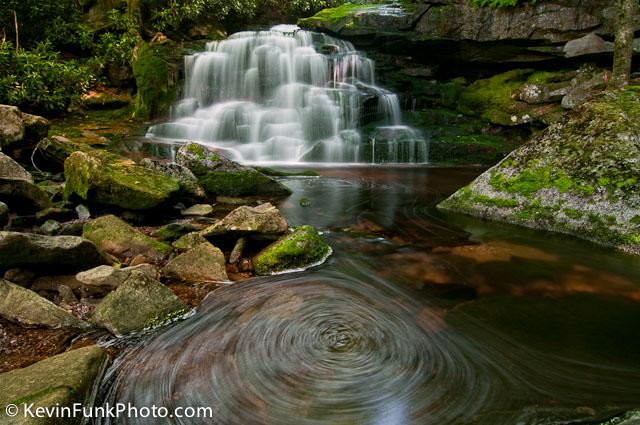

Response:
(147, 25), (427, 164)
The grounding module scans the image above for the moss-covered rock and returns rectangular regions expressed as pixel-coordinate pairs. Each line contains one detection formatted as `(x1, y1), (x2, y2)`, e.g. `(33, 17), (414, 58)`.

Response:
(36, 136), (95, 171)
(0, 345), (108, 425)
(152, 222), (198, 242)
(132, 41), (179, 119)
(163, 242), (228, 283)
(439, 90), (640, 254)
(176, 142), (291, 197)
(253, 225), (332, 275)
(82, 215), (170, 261)
(93, 270), (185, 335)
(298, 3), (414, 35)
(64, 150), (181, 210)
(172, 231), (209, 251)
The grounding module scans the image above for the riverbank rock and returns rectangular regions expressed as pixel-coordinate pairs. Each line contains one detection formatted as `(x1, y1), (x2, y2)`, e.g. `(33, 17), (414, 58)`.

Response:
(93, 270), (185, 335)
(438, 90), (640, 254)
(253, 225), (332, 275)
(82, 215), (170, 261)
(176, 142), (291, 197)
(76, 264), (157, 292)
(0, 345), (108, 424)
(64, 150), (181, 210)
(201, 202), (288, 237)
(164, 242), (228, 283)
(0, 232), (112, 272)
(0, 279), (89, 329)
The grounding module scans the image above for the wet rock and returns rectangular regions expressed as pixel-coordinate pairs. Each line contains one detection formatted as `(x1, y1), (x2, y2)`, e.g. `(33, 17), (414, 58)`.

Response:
(82, 215), (170, 261)
(39, 219), (62, 236)
(181, 204), (213, 216)
(0, 345), (108, 422)
(164, 242), (228, 283)
(563, 33), (612, 58)
(93, 270), (185, 335)
(172, 232), (209, 251)
(76, 264), (157, 292)
(176, 142), (291, 197)
(201, 202), (288, 237)
(0, 201), (7, 228)
(0, 279), (89, 329)
(3, 268), (34, 286)
(253, 225), (332, 275)
(0, 105), (24, 148)
(229, 237), (246, 263)
(64, 150), (181, 210)
(0, 232), (112, 273)
(139, 158), (206, 200)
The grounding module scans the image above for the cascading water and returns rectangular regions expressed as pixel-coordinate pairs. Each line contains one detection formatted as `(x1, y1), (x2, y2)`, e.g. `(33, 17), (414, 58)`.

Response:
(146, 25), (427, 164)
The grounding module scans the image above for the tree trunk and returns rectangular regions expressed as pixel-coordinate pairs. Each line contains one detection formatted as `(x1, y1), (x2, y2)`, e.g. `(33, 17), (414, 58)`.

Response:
(612, 0), (638, 88)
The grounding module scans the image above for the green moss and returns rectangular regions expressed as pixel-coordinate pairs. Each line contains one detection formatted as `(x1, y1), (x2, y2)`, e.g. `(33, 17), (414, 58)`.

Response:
(132, 42), (178, 119)
(253, 225), (331, 275)
(83, 215), (171, 255)
(474, 194), (519, 208)
(563, 208), (583, 219)
(298, 3), (378, 27)
(200, 170), (287, 196)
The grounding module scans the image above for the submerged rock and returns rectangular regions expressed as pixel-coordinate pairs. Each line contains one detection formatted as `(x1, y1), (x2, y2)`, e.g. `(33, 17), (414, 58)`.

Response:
(0, 279), (89, 329)
(253, 225), (331, 275)
(176, 142), (291, 197)
(201, 202), (288, 237)
(164, 242), (228, 283)
(82, 215), (170, 261)
(64, 150), (181, 210)
(93, 270), (185, 335)
(439, 90), (640, 254)
(0, 345), (108, 423)
(0, 232), (112, 272)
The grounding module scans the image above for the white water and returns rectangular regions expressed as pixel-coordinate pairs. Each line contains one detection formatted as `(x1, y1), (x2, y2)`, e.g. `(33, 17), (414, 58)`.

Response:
(147, 25), (427, 164)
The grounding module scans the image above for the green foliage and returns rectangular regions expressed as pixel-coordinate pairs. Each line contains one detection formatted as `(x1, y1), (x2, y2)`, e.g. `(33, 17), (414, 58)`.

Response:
(95, 10), (140, 66)
(0, 41), (95, 115)
(470, 0), (538, 6)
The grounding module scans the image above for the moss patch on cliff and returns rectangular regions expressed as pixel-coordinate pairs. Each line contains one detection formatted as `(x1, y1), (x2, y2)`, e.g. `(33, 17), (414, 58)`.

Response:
(297, 3), (378, 27)
(132, 41), (178, 119)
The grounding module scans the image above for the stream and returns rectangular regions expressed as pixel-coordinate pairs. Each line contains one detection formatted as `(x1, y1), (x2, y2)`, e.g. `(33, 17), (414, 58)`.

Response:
(95, 166), (640, 425)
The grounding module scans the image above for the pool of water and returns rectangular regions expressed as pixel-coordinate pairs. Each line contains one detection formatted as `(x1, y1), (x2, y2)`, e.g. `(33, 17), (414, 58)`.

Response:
(96, 167), (640, 425)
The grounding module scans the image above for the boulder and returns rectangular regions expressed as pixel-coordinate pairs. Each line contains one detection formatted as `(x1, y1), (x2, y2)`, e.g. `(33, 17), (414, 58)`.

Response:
(0, 201), (8, 227)
(163, 242), (228, 283)
(22, 112), (50, 144)
(64, 150), (181, 210)
(139, 157), (206, 200)
(181, 204), (213, 216)
(82, 215), (170, 261)
(0, 151), (51, 212)
(93, 270), (185, 335)
(35, 136), (90, 171)
(253, 225), (332, 275)
(172, 232), (209, 251)
(0, 279), (89, 329)
(0, 345), (108, 424)
(75, 264), (157, 292)
(39, 219), (61, 236)
(201, 202), (288, 237)
(176, 142), (291, 197)
(0, 105), (24, 148)
(0, 232), (112, 272)
(439, 90), (640, 255)
(563, 33), (612, 58)
(0, 151), (34, 182)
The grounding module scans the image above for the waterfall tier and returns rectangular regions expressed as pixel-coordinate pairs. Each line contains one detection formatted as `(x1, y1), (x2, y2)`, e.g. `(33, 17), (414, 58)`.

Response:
(147, 25), (427, 164)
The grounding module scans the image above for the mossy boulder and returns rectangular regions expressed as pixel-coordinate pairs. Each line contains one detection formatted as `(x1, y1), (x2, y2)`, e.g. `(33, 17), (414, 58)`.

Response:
(439, 90), (640, 254)
(172, 231), (209, 251)
(64, 150), (181, 210)
(253, 225), (332, 275)
(201, 202), (288, 237)
(0, 232), (112, 273)
(93, 270), (185, 335)
(0, 345), (108, 425)
(163, 242), (228, 283)
(0, 279), (89, 329)
(82, 215), (170, 261)
(36, 136), (93, 171)
(176, 143), (291, 197)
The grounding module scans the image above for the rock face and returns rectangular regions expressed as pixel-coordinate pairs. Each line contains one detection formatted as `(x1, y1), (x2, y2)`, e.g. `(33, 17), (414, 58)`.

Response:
(0, 232), (112, 272)
(164, 242), (228, 283)
(93, 270), (185, 335)
(0, 279), (89, 329)
(439, 90), (640, 254)
(0, 345), (108, 425)
(82, 215), (170, 261)
(201, 202), (288, 237)
(64, 150), (181, 210)
(176, 142), (291, 197)
(253, 225), (332, 275)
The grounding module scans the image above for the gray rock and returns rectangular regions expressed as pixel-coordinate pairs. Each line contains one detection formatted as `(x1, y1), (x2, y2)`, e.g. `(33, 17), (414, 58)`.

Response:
(0, 151), (33, 182)
(0, 105), (25, 148)
(139, 157), (206, 200)
(0, 345), (108, 424)
(93, 270), (185, 335)
(172, 231), (209, 251)
(75, 264), (157, 291)
(0, 279), (89, 329)
(563, 33), (612, 58)
(76, 204), (91, 220)
(164, 242), (228, 283)
(181, 204), (214, 216)
(39, 219), (62, 236)
(201, 202), (288, 237)
(229, 237), (246, 263)
(0, 232), (112, 272)
(0, 201), (8, 228)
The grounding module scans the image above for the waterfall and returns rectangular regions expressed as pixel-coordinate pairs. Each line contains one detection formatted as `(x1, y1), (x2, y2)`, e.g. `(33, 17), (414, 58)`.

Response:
(147, 25), (428, 164)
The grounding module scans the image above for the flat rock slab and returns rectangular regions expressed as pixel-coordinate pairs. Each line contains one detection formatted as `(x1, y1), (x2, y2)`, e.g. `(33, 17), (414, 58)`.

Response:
(0, 345), (108, 425)
(0, 232), (112, 273)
